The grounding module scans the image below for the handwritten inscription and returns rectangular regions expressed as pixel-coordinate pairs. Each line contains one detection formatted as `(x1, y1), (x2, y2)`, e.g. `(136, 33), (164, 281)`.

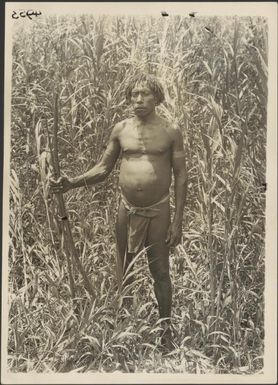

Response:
(12, 10), (42, 20)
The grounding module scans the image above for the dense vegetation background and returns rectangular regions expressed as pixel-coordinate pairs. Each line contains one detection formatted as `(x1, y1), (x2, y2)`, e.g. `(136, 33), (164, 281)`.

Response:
(8, 14), (267, 373)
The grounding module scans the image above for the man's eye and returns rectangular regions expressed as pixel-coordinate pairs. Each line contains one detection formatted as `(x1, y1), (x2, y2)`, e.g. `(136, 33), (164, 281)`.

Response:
(131, 91), (151, 98)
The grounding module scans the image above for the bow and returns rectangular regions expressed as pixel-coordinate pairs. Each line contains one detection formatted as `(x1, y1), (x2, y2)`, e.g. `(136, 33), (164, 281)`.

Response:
(47, 93), (95, 300)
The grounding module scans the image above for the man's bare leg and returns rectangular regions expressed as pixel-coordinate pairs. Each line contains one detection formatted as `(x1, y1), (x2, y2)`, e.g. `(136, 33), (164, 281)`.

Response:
(115, 201), (134, 297)
(145, 202), (173, 348)
(147, 241), (172, 319)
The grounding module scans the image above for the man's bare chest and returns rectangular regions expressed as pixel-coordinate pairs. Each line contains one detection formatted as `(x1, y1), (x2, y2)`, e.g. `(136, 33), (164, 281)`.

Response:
(119, 125), (172, 155)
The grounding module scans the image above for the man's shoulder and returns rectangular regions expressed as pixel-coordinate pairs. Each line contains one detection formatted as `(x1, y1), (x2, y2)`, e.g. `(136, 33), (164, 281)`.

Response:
(111, 119), (128, 138)
(113, 118), (133, 134)
(159, 117), (180, 139)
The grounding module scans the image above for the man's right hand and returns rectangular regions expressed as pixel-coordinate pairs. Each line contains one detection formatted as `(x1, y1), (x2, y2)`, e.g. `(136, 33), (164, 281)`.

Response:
(49, 176), (73, 194)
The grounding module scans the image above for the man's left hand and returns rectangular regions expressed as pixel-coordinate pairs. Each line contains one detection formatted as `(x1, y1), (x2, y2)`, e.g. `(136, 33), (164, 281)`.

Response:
(165, 221), (182, 247)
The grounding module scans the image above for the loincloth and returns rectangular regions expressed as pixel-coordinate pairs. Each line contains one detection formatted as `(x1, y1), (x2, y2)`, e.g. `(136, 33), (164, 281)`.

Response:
(121, 193), (169, 254)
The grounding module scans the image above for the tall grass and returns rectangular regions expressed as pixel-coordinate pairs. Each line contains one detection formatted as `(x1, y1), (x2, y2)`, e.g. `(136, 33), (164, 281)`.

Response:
(8, 14), (266, 373)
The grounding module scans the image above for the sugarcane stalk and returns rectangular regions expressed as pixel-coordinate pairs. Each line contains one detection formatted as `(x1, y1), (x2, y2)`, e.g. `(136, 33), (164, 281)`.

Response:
(49, 93), (95, 299)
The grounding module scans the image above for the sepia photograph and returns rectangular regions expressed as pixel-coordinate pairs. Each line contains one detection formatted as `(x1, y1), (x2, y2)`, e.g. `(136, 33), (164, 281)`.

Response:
(2, 2), (277, 384)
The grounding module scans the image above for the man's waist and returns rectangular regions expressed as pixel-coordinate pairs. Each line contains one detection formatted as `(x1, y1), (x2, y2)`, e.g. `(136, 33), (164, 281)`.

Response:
(121, 191), (170, 217)
(119, 181), (171, 205)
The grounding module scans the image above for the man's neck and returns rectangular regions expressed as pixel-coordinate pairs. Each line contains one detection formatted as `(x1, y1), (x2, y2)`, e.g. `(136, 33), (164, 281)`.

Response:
(134, 111), (157, 125)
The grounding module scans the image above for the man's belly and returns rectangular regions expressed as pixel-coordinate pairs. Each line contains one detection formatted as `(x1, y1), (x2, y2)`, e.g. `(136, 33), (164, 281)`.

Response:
(119, 157), (172, 207)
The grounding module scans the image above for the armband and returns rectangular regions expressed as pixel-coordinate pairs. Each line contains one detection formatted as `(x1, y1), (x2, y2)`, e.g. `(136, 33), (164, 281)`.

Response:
(173, 150), (185, 159)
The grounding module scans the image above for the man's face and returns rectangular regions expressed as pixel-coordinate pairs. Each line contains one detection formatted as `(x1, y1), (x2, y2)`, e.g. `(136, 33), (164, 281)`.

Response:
(130, 82), (157, 118)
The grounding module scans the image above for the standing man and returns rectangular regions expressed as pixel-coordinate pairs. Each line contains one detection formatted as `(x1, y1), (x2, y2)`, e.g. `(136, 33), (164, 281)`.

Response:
(51, 73), (187, 349)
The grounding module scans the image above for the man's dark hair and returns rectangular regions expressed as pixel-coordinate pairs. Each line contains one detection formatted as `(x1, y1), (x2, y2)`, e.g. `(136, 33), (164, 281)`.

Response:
(125, 72), (165, 105)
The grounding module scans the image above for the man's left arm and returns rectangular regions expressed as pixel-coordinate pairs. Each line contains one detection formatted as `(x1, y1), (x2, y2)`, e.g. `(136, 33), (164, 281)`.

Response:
(166, 128), (187, 247)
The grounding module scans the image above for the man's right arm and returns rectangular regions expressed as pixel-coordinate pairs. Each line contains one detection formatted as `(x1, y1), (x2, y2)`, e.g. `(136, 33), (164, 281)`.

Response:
(51, 124), (121, 193)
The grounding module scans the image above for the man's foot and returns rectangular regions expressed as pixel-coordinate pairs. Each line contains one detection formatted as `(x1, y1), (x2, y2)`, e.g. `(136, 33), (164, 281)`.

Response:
(159, 322), (175, 353)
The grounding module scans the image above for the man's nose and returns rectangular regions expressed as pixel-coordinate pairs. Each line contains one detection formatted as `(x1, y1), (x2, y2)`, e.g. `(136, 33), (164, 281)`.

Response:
(136, 94), (143, 102)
